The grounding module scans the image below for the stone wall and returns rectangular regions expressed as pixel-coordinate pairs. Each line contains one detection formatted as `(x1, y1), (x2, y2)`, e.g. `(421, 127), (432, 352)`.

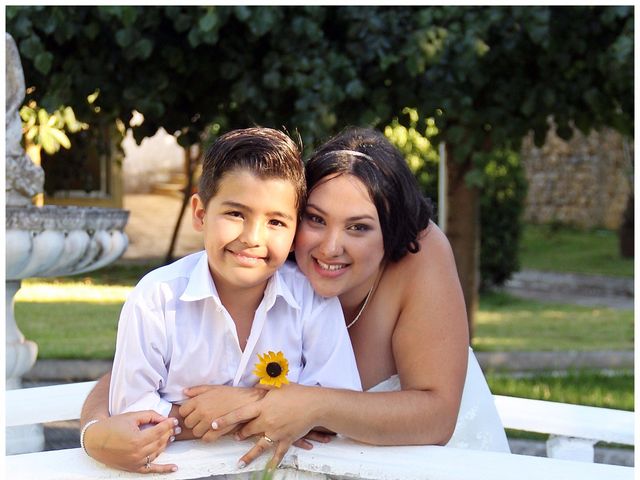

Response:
(520, 127), (633, 230)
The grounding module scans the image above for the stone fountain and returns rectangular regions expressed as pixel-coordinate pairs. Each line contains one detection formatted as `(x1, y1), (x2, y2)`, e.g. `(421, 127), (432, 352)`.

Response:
(5, 34), (130, 454)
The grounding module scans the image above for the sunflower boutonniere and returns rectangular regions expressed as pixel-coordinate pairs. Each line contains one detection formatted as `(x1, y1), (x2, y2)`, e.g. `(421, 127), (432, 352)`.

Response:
(253, 350), (289, 388)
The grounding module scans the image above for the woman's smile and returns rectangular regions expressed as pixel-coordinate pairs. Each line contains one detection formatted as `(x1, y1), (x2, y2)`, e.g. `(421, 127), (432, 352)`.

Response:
(313, 257), (350, 275)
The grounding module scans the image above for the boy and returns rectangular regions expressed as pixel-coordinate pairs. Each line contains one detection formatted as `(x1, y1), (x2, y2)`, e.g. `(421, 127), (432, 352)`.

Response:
(109, 128), (361, 431)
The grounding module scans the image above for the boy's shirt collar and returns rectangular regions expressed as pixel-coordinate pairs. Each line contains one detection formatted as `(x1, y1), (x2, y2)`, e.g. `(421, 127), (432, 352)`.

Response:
(179, 251), (300, 311)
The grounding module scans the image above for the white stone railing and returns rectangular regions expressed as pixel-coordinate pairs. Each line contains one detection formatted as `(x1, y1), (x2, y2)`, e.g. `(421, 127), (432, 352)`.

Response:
(6, 381), (634, 480)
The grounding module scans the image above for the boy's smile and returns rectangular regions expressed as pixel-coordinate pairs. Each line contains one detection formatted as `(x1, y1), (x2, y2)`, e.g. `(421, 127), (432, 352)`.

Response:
(192, 169), (298, 298)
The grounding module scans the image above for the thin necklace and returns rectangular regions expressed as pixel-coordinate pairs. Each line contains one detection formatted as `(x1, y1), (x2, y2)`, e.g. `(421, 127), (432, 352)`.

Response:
(345, 266), (385, 330)
(346, 284), (374, 329)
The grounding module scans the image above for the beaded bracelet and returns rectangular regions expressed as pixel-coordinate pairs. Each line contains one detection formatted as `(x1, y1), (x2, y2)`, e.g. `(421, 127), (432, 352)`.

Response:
(79, 419), (100, 456)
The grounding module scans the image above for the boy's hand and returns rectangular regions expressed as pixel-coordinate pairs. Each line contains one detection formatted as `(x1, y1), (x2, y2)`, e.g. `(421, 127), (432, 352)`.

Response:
(179, 385), (266, 439)
(83, 411), (179, 474)
(209, 384), (326, 468)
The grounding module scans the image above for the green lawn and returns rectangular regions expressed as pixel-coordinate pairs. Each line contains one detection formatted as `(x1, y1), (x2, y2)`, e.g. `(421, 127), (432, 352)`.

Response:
(486, 370), (634, 411)
(474, 291), (634, 352)
(14, 278), (633, 359)
(519, 224), (634, 277)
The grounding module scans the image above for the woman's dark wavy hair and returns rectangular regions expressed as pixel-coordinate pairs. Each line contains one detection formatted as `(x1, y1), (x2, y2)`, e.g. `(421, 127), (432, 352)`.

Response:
(306, 127), (433, 262)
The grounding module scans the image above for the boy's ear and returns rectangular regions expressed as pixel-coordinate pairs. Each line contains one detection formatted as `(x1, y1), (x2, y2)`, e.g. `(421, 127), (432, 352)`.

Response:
(191, 194), (206, 232)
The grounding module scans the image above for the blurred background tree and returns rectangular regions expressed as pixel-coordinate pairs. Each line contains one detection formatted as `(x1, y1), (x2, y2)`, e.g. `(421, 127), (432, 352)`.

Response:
(8, 5), (633, 333)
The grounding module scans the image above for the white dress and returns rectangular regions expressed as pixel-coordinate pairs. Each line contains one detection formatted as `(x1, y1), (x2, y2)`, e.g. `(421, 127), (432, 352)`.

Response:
(368, 347), (511, 452)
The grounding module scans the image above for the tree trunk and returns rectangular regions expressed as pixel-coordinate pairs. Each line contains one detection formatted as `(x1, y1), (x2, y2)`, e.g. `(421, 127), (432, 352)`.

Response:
(165, 145), (198, 264)
(445, 149), (480, 340)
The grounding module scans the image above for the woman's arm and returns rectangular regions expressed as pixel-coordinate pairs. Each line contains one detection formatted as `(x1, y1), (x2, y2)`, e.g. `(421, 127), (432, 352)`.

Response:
(80, 372), (180, 474)
(210, 225), (470, 466)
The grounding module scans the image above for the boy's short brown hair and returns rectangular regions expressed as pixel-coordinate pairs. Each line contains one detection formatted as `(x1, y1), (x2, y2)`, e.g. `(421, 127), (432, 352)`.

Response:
(198, 127), (306, 214)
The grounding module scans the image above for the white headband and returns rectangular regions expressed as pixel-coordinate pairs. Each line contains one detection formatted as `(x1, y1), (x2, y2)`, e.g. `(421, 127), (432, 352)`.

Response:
(326, 149), (374, 162)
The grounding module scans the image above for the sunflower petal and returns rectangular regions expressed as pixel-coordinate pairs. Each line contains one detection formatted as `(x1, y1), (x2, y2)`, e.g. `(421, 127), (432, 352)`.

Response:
(253, 350), (290, 388)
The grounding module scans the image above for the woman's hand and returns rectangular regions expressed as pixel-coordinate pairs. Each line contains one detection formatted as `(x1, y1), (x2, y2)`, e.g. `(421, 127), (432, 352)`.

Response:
(178, 384), (266, 439)
(209, 384), (328, 468)
(83, 410), (180, 474)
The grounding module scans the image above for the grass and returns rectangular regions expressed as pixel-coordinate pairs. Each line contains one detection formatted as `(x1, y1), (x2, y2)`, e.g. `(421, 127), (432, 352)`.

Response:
(474, 291), (634, 352)
(14, 274), (633, 358)
(14, 263), (160, 359)
(487, 370), (634, 443)
(519, 224), (634, 277)
(14, 282), (129, 360)
(486, 370), (634, 411)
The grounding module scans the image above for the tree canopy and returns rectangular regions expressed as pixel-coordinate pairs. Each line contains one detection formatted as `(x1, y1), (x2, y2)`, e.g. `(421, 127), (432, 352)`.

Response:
(8, 5), (633, 326)
(8, 6), (633, 152)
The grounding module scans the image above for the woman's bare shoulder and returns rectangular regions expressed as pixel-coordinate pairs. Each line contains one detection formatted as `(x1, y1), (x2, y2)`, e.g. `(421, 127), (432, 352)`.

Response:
(389, 221), (455, 278)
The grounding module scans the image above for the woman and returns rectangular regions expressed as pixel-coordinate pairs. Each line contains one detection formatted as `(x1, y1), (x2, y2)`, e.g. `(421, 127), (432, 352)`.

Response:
(80, 127), (508, 473)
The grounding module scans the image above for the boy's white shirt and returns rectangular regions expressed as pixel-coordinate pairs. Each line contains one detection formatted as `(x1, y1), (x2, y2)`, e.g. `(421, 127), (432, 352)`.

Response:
(109, 251), (362, 416)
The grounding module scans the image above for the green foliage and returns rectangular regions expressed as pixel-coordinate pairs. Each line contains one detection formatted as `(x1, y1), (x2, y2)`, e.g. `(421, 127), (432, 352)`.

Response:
(384, 109), (440, 199)
(477, 149), (527, 289)
(7, 6), (633, 153)
(6, 6), (632, 285)
(385, 111), (527, 287)
(20, 102), (88, 155)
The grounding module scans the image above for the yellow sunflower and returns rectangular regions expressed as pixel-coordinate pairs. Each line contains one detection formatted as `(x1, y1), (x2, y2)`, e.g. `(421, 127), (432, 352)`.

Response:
(253, 351), (289, 388)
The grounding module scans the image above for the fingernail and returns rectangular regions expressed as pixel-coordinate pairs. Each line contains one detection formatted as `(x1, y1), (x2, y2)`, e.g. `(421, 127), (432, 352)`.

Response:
(174, 427), (182, 435)
(211, 421), (218, 430)
(173, 418), (179, 426)
(171, 466), (178, 472)
(237, 460), (246, 469)
(170, 436), (175, 442)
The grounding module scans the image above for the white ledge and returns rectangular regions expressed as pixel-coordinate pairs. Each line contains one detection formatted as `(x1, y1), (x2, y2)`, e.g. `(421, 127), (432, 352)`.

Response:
(494, 395), (634, 445)
(5, 436), (634, 480)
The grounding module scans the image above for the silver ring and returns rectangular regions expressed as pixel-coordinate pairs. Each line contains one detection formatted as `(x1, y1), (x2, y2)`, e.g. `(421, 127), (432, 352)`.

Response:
(262, 434), (275, 445)
(145, 455), (151, 470)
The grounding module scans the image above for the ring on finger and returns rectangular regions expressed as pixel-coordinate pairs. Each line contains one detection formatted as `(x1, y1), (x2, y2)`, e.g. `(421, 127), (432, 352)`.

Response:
(262, 434), (275, 446)
(145, 455), (151, 470)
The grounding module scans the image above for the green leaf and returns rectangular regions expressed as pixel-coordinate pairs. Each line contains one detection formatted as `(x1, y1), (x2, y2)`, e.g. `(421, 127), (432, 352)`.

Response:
(173, 13), (192, 32)
(34, 51), (54, 75)
(83, 22), (100, 40)
(132, 38), (153, 60)
(263, 71), (281, 89)
(115, 28), (135, 48)
(198, 11), (218, 32)
(48, 127), (71, 149)
(19, 36), (43, 60)
(188, 28), (201, 47)
(9, 14), (32, 37)
(121, 7), (139, 27)
(38, 126), (57, 154)
(464, 168), (485, 188)
(345, 79), (364, 99)
(233, 6), (251, 22)
(87, 90), (100, 104)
